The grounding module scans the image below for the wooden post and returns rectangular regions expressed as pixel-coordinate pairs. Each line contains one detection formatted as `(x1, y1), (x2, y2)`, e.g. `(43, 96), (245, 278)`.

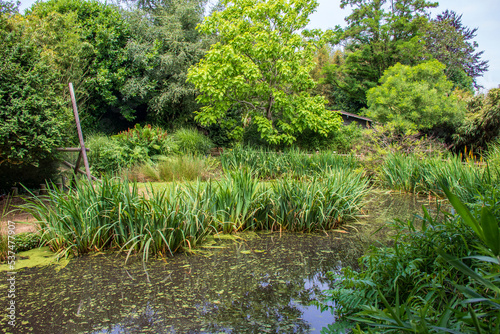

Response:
(68, 83), (93, 185)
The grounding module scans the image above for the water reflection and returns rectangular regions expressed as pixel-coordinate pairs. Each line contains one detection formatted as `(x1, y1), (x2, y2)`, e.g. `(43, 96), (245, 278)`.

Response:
(0, 191), (443, 333)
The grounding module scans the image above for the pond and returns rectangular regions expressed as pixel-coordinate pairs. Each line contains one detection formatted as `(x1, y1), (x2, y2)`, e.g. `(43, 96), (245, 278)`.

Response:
(0, 191), (445, 334)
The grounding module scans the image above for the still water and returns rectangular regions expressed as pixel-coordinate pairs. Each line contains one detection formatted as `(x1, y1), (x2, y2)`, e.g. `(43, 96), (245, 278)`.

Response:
(0, 191), (442, 333)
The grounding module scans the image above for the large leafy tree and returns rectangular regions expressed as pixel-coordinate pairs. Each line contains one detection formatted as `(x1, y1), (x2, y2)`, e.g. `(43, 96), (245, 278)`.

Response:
(30, 0), (133, 131)
(365, 60), (466, 133)
(0, 10), (72, 188)
(425, 10), (489, 92)
(120, 0), (212, 127)
(187, 0), (341, 145)
(0, 0), (18, 14)
(323, 0), (437, 112)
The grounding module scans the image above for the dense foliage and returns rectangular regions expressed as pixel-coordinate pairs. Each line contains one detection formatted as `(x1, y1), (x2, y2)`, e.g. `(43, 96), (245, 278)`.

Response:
(321, 182), (500, 333)
(454, 88), (500, 151)
(187, 0), (342, 145)
(365, 60), (466, 132)
(322, 0), (437, 111)
(25, 168), (369, 258)
(425, 10), (489, 91)
(1, 0), (496, 188)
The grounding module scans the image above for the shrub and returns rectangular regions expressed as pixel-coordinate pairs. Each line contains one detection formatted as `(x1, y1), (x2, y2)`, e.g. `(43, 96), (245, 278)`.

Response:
(86, 125), (178, 174)
(365, 60), (466, 133)
(0, 12), (72, 190)
(294, 123), (364, 153)
(321, 187), (500, 333)
(454, 88), (500, 152)
(15, 232), (41, 252)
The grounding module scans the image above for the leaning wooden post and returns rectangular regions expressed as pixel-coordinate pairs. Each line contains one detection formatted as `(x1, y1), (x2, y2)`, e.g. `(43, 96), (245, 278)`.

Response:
(69, 83), (93, 185)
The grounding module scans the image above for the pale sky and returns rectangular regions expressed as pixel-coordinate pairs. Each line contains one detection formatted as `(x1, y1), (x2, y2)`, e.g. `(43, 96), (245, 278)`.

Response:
(18, 0), (500, 91)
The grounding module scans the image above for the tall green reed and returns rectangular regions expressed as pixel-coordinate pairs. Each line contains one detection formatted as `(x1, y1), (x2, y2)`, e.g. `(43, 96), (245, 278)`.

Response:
(380, 153), (491, 203)
(220, 146), (358, 179)
(23, 178), (213, 261)
(267, 169), (370, 232)
(23, 168), (370, 261)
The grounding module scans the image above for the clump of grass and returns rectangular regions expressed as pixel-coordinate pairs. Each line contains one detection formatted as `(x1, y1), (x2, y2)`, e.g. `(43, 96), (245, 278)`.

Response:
(220, 145), (359, 179)
(173, 128), (213, 155)
(380, 153), (490, 202)
(23, 178), (214, 261)
(486, 140), (500, 168)
(211, 168), (264, 233)
(266, 169), (370, 232)
(124, 155), (220, 182)
(158, 155), (218, 181)
(23, 169), (370, 261)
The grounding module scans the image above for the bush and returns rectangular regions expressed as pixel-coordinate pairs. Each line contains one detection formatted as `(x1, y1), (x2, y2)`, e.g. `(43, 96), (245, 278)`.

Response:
(454, 88), (500, 152)
(15, 232), (42, 252)
(321, 187), (500, 333)
(294, 123), (363, 152)
(0, 12), (72, 190)
(365, 60), (466, 133)
(86, 125), (178, 174)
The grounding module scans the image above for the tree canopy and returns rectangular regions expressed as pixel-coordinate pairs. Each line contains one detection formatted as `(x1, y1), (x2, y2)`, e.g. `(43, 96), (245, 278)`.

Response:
(365, 60), (466, 133)
(322, 0), (437, 111)
(425, 10), (489, 91)
(187, 0), (342, 145)
(0, 10), (71, 166)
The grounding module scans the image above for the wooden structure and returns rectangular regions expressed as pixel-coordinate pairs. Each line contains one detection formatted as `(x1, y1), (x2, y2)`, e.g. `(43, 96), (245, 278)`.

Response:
(58, 83), (98, 184)
(337, 110), (373, 128)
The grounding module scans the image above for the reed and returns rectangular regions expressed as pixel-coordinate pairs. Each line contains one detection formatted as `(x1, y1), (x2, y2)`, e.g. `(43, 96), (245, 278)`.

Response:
(211, 168), (264, 233)
(22, 178), (213, 261)
(380, 153), (490, 203)
(23, 168), (370, 260)
(220, 146), (358, 179)
(267, 169), (370, 232)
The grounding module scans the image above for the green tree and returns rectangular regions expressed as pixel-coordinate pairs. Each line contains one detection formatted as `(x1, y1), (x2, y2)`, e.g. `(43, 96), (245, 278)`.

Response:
(120, 0), (212, 127)
(425, 10), (489, 92)
(0, 0), (19, 14)
(30, 0), (133, 131)
(454, 88), (500, 151)
(323, 0), (437, 112)
(0, 12), (71, 187)
(365, 60), (466, 133)
(187, 0), (341, 145)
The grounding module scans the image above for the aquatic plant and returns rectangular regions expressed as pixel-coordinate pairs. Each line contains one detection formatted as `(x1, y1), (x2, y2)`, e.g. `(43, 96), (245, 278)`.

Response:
(211, 168), (264, 233)
(321, 187), (500, 333)
(23, 178), (213, 261)
(220, 145), (359, 179)
(23, 169), (370, 260)
(267, 169), (369, 232)
(380, 153), (492, 203)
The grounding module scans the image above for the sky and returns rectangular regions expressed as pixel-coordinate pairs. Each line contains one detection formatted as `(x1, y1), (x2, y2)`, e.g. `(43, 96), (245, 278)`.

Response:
(17, 0), (500, 91)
